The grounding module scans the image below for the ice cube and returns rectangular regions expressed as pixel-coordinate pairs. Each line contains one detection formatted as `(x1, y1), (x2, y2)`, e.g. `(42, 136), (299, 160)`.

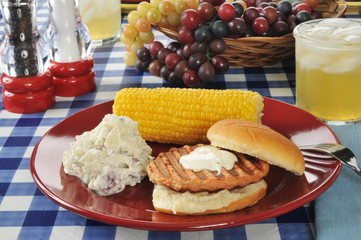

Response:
(322, 53), (361, 74)
(333, 23), (361, 34)
(316, 18), (351, 28)
(344, 35), (361, 44)
(306, 26), (336, 40)
(299, 38), (344, 56)
(297, 52), (332, 71)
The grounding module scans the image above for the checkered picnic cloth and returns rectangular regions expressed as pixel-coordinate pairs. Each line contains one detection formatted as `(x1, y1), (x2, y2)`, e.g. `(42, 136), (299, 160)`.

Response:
(4, 0), (355, 239)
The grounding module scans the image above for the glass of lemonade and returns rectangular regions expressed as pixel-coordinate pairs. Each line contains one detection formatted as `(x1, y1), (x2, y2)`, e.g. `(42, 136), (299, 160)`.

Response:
(293, 18), (361, 125)
(77, 0), (121, 46)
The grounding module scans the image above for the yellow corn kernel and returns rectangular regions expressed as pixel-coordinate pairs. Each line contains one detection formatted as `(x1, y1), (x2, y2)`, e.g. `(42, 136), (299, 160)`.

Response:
(112, 88), (264, 145)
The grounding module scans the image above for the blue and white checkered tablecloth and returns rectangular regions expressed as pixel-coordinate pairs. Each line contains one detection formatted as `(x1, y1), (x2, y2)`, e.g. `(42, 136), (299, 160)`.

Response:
(2, 1), (359, 239)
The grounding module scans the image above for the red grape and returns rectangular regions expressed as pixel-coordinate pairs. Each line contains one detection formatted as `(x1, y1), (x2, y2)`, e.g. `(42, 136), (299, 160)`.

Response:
(243, 0), (257, 7)
(212, 0), (226, 6)
(252, 17), (269, 35)
(135, 60), (149, 72)
(149, 60), (162, 76)
(262, 6), (278, 24)
(178, 26), (195, 43)
(258, 2), (270, 8)
(136, 47), (151, 62)
(149, 41), (164, 58)
(188, 52), (207, 70)
(255, 0), (271, 6)
(198, 62), (215, 83)
(157, 48), (172, 64)
(211, 56), (229, 73)
(209, 38), (226, 54)
(244, 7), (260, 24)
(227, 18), (247, 38)
(272, 21), (289, 36)
(168, 71), (184, 86)
(167, 41), (182, 52)
(176, 47), (185, 59)
(183, 69), (200, 87)
(311, 9), (322, 19)
(277, 11), (287, 22)
(175, 60), (190, 79)
(182, 43), (192, 59)
(165, 53), (182, 70)
(295, 3), (312, 14)
(181, 9), (201, 30)
(197, 2), (216, 21)
(218, 3), (236, 22)
(302, 0), (319, 9)
(287, 14), (297, 31)
(160, 65), (171, 81)
(190, 41), (208, 54)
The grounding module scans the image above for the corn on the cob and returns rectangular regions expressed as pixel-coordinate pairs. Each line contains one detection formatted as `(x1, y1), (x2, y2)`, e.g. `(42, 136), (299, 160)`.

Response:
(112, 88), (264, 145)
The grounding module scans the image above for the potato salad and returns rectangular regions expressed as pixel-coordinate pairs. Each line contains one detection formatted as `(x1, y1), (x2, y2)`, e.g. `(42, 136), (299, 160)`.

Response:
(63, 114), (153, 196)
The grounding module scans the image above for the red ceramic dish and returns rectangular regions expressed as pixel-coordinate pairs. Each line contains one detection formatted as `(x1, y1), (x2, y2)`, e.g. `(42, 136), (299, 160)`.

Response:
(30, 98), (342, 231)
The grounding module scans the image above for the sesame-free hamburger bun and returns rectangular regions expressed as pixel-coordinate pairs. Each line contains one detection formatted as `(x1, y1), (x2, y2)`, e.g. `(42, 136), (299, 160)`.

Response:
(207, 119), (305, 176)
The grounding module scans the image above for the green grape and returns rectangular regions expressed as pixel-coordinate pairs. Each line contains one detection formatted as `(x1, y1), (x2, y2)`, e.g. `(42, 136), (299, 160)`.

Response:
(147, 8), (162, 24)
(124, 52), (138, 67)
(157, 15), (169, 27)
(137, 2), (152, 17)
(167, 11), (181, 26)
(185, 0), (198, 10)
(135, 17), (151, 32)
(120, 33), (134, 45)
(150, 0), (162, 8)
(127, 11), (141, 26)
(159, 0), (174, 15)
(130, 38), (144, 52)
(174, 0), (187, 14)
(139, 30), (154, 44)
(123, 25), (138, 40)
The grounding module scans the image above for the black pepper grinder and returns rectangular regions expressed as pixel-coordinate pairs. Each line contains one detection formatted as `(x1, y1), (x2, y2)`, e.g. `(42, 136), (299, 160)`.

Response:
(0, 0), (55, 113)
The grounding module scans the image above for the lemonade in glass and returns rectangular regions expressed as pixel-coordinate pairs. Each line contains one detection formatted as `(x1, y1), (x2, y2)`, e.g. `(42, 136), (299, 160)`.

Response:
(293, 18), (361, 125)
(78, 0), (121, 45)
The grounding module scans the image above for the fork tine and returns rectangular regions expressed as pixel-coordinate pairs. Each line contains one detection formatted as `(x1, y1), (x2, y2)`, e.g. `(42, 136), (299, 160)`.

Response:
(299, 143), (361, 177)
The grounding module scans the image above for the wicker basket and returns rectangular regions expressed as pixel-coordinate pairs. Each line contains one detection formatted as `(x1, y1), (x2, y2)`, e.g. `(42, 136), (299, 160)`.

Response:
(152, 0), (347, 67)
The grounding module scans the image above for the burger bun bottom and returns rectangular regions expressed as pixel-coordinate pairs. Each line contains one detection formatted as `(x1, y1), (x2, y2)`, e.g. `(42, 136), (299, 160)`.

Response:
(152, 180), (267, 215)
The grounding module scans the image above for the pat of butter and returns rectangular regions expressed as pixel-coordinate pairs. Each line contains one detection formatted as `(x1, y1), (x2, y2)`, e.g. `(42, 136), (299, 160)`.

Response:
(179, 146), (237, 175)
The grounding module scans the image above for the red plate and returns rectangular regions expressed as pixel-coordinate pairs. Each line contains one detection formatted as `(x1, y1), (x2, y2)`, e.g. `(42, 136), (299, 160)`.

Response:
(30, 98), (342, 231)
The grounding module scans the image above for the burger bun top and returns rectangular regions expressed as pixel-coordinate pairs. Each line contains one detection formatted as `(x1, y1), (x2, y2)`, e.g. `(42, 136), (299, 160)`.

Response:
(207, 119), (305, 176)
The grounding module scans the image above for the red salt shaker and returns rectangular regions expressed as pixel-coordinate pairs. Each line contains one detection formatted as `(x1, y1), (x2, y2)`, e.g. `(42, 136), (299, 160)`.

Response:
(45, 0), (95, 97)
(48, 56), (96, 97)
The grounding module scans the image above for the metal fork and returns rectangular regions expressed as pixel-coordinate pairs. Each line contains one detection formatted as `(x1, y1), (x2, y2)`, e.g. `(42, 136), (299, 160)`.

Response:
(299, 143), (361, 177)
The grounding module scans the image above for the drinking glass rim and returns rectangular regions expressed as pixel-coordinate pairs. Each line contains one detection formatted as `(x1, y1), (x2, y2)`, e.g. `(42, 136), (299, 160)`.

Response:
(293, 18), (361, 48)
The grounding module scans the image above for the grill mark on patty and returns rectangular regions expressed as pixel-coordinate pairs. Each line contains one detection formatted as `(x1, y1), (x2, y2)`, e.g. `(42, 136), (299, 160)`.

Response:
(147, 144), (269, 192)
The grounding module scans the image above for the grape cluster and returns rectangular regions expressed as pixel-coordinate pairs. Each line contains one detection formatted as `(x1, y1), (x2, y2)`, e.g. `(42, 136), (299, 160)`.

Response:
(135, 38), (229, 87)
(122, 0), (196, 67)
(123, 0), (322, 87)
(240, 0), (321, 37)
(134, 1), (235, 87)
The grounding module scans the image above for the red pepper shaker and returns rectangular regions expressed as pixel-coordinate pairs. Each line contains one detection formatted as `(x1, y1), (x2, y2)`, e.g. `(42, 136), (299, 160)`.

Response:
(0, 0), (55, 113)
(45, 0), (96, 97)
